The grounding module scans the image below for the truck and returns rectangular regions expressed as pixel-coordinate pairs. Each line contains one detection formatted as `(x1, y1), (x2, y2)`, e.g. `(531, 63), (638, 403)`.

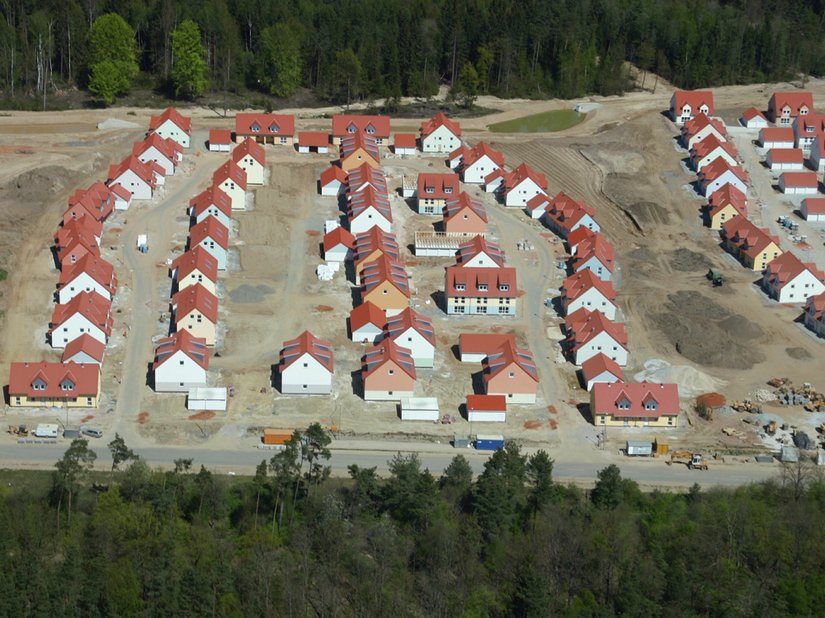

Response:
(475, 434), (505, 451)
(625, 440), (654, 457)
(33, 424), (59, 439)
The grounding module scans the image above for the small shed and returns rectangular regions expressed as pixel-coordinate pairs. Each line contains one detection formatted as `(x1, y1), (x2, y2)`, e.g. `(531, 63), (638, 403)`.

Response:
(297, 131), (330, 154)
(801, 197), (825, 222)
(394, 133), (417, 155)
(400, 397), (439, 421)
(401, 175), (416, 198)
(781, 445), (800, 463)
(626, 440), (653, 457)
(766, 148), (804, 172)
(453, 434), (470, 448)
(187, 387), (227, 411)
(209, 129), (232, 152)
(466, 394), (507, 422)
(740, 107), (768, 129)
(779, 171), (819, 195)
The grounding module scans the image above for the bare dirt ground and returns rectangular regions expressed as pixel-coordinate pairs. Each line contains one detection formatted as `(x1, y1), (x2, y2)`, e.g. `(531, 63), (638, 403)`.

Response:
(3, 76), (825, 459)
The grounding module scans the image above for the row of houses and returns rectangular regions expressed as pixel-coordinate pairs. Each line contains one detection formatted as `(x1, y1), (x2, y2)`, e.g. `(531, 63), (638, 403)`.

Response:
(7, 108), (195, 408)
(674, 89), (814, 128)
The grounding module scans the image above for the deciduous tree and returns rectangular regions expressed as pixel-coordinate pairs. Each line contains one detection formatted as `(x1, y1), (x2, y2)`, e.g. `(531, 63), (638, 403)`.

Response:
(86, 13), (138, 104)
(171, 20), (207, 98)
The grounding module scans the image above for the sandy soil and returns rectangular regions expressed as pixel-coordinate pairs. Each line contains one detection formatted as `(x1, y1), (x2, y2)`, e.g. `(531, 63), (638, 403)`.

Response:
(3, 76), (825, 458)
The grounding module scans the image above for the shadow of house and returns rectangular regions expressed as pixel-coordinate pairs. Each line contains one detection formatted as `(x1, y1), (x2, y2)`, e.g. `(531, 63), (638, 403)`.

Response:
(576, 402), (594, 424)
(471, 370), (486, 396)
(430, 290), (446, 314)
(350, 369), (364, 400)
(270, 362), (283, 392)
(145, 361), (156, 390)
(450, 344), (461, 361)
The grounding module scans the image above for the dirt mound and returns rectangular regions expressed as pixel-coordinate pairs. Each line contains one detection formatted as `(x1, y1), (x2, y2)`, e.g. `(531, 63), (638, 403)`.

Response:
(624, 201), (671, 226)
(786, 346), (813, 360)
(634, 359), (727, 397)
(696, 392), (726, 408)
(669, 248), (711, 272)
(0, 166), (72, 204)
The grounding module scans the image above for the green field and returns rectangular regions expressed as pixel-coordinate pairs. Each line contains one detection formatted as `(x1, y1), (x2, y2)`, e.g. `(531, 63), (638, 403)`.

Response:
(488, 109), (586, 133)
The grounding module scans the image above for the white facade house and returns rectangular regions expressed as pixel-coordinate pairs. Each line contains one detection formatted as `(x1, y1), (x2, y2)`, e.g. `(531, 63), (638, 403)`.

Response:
(384, 309), (435, 369)
(808, 137), (825, 172)
(213, 162), (247, 211)
(762, 253), (825, 304)
(150, 118), (190, 148)
(766, 149), (805, 172)
(778, 172), (819, 195)
(565, 287), (618, 320)
(279, 332), (334, 395)
(700, 169), (748, 197)
(573, 330), (629, 367)
(136, 145), (177, 176)
(349, 206), (393, 236)
(153, 337), (209, 393)
(463, 154), (503, 184)
(232, 139), (266, 185)
(466, 395), (507, 422)
(109, 167), (153, 201)
(740, 108), (768, 129)
(693, 147), (738, 172)
(422, 124), (461, 153)
(58, 270), (114, 304)
(580, 354), (625, 391)
(574, 254), (613, 282)
(49, 312), (108, 349)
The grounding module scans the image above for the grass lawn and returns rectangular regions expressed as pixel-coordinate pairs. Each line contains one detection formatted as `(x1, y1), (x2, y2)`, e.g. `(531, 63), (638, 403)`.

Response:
(488, 109), (586, 133)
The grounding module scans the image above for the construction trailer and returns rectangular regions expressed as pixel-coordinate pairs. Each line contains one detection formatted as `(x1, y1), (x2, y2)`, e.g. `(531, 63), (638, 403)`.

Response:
(399, 397), (440, 421)
(626, 440), (654, 457)
(475, 434), (505, 451)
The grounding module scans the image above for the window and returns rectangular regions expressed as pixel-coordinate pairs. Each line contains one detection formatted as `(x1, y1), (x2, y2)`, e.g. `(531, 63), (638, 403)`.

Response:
(644, 399), (658, 411)
(617, 399), (630, 410)
(388, 369), (395, 375)
(667, 416), (674, 426)
(455, 283), (466, 291)
(280, 137), (287, 145)
(454, 305), (465, 314)
(508, 371), (515, 378)
(180, 382), (184, 387)
(499, 284), (509, 292)
(251, 123), (260, 133)
(500, 306), (511, 314)
(425, 187), (434, 194)
(179, 360), (184, 365)
(303, 362), (308, 368)
(476, 306), (487, 314)
(444, 187), (453, 194)
(478, 283), (488, 292)
(303, 385), (307, 389)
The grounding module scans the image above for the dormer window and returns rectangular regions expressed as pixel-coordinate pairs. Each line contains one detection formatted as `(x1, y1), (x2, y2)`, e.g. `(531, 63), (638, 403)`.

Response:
(478, 283), (488, 292)
(32, 378), (47, 391)
(269, 123), (280, 133)
(366, 124), (375, 134)
(425, 187), (434, 194)
(60, 379), (75, 391)
(347, 124), (357, 133)
(617, 398), (630, 410)
(644, 399), (658, 411)
(455, 283), (466, 291)
(251, 122), (260, 133)
(498, 284), (509, 292)
(444, 187), (453, 194)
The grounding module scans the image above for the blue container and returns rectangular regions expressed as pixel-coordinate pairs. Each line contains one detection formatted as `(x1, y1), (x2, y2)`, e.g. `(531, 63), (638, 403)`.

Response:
(475, 434), (505, 451)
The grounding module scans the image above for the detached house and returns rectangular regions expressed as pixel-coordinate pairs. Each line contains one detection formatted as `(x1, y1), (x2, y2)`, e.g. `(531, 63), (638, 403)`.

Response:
(149, 107), (192, 148)
(444, 266), (519, 315)
(279, 331), (334, 395)
(680, 114), (726, 149)
(697, 159), (748, 196)
(348, 186), (393, 235)
(740, 107), (768, 129)
(231, 138), (266, 185)
(460, 142), (505, 184)
(323, 226), (355, 262)
(417, 172), (459, 214)
(171, 247), (219, 295)
(66, 181), (115, 222)
(581, 353), (625, 391)
(762, 252), (825, 304)
(319, 166), (348, 197)
(8, 361), (100, 408)
(808, 135), (825, 172)
(721, 217), (783, 271)
(482, 340), (539, 404)
(543, 192), (600, 237)
(61, 334), (105, 366)
(393, 133), (417, 155)
(189, 215), (230, 270)
(347, 163), (388, 195)
(565, 308), (629, 366)
(689, 134), (738, 172)
(49, 291), (113, 349)
(706, 185), (747, 230)
(56, 231), (100, 269)
(350, 300), (386, 344)
(768, 92), (813, 125)
(466, 395), (507, 422)
(572, 233), (615, 281)
(458, 333), (516, 363)
(561, 270), (618, 320)
(132, 132), (182, 176)
(443, 193), (488, 235)
(420, 113), (462, 153)
(340, 133), (381, 171)
(360, 256), (410, 316)
(354, 227), (401, 283)
(526, 194), (551, 219)
(107, 155), (156, 200)
(590, 382), (679, 428)
(804, 292), (825, 337)
(332, 114), (391, 145)
(791, 114), (825, 154)
(57, 254), (117, 304)
(456, 236), (505, 268)
(172, 283), (219, 346)
(384, 307), (435, 368)
(361, 338), (416, 401)
(670, 90), (714, 125)
(501, 163), (548, 208)
(152, 330), (209, 393)
(189, 185), (233, 229)
(212, 161), (248, 211)
(235, 113), (295, 145)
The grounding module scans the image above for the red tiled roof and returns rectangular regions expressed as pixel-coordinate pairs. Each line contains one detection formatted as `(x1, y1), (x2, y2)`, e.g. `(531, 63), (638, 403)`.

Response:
(153, 330), (209, 370)
(320, 165), (348, 187)
(109, 183), (131, 202)
(741, 107), (767, 121)
(107, 155), (156, 187)
(332, 114), (391, 138)
(463, 141), (505, 168)
(565, 308), (628, 352)
(61, 334), (106, 364)
(213, 160), (248, 191)
(466, 394), (506, 412)
(448, 145), (469, 163)
(699, 158), (748, 184)
(572, 233), (615, 273)
(235, 113), (295, 137)
(483, 340), (538, 383)
(149, 107), (192, 133)
(347, 164), (388, 195)
(803, 197), (825, 214)
(780, 171), (818, 188)
(171, 247), (219, 283)
(591, 381), (679, 418)
(280, 330), (333, 373)
(173, 283), (218, 324)
(681, 113), (726, 138)
(418, 172), (460, 200)
(503, 163), (548, 194)
(190, 215), (229, 250)
(769, 92), (814, 116)
(672, 90), (715, 115)
(443, 192), (487, 222)
(298, 131), (330, 147)
(66, 182), (115, 222)
(362, 338), (416, 379)
(420, 112), (461, 138)
(544, 191), (596, 232)
(561, 270), (617, 303)
(55, 216), (102, 246)
(721, 217), (782, 260)
(209, 129), (232, 145)
(764, 252), (825, 291)
(56, 233), (100, 265)
(581, 353), (625, 383)
(456, 235), (505, 267)
(49, 291), (113, 336)
(690, 134), (738, 160)
(445, 266), (519, 298)
(324, 226), (356, 253)
(384, 307), (435, 346)
(805, 292), (825, 321)
(760, 127), (795, 142)
(459, 333), (516, 357)
(394, 133), (417, 148)
(708, 185), (747, 218)
(567, 226), (596, 250)
(8, 361), (99, 398)
(360, 256), (410, 298)
(132, 132), (181, 163)
(348, 186), (392, 223)
(350, 300), (387, 333)
(768, 148), (804, 164)
(58, 254), (117, 296)
(354, 227), (400, 264)
(340, 133), (381, 162)
(189, 185), (232, 219)
(232, 137), (266, 166)
(526, 193), (551, 212)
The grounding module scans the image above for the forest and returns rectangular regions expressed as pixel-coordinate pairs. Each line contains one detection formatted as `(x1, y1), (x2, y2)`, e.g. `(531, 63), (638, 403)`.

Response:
(1, 0), (825, 109)
(2, 427), (825, 617)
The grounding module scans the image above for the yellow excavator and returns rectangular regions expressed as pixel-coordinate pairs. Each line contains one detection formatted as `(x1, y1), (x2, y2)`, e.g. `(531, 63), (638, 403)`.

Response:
(667, 451), (709, 470)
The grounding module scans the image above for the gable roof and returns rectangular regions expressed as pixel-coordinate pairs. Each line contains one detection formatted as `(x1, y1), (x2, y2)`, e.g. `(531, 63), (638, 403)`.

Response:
(581, 353), (625, 382)
(61, 334), (106, 364)
(445, 266), (519, 298)
(394, 133), (417, 148)
(803, 197), (825, 215)
(56, 233), (100, 264)
(360, 255), (410, 298)
(565, 308), (628, 352)
(805, 291), (825, 321)
(768, 148), (804, 164)
(213, 160), (248, 191)
(58, 254), (117, 295)
(420, 112), (461, 138)
(109, 183), (131, 202)
(681, 113), (726, 139)
(443, 192), (487, 222)
(591, 381), (679, 418)
(764, 252), (825, 291)
(320, 165), (348, 187)
(232, 137), (266, 166)
(235, 113), (295, 137)
(769, 92), (814, 115)
(672, 90), (715, 114)
(708, 184), (747, 218)
(324, 226), (356, 253)
(572, 233), (615, 272)
(567, 225), (596, 249)
(354, 227), (400, 263)
(418, 172), (460, 200)
(362, 338), (416, 379)
(133, 132), (182, 161)
(8, 361), (100, 398)
(153, 330), (209, 370)
(721, 217), (782, 260)
(463, 141), (505, 168)
(741, 107), (767, 121)
(209, 129), (232, 145)
(466, 394), (507, 412)
(332, 114), (391, 138)
(298, 131), (330, 147)
(171, 246), (219, 283)
(690, 134), (738, 160)
(49, 291), (113, 335)
(68, 182), (115, 221)
(348, 186), (393, 223)
(561, 270), (617, 303)
(780, 171), (818, 188)
(172, 283), (219, 324)
(456, 235), (505, 267)
(544, 191), (596, 230)
(384, 307), (435, 346)
(189, 215), (230, 250)
(459, 333), (516, 357)
(350, 300), (387, 333)
(340, 133), (381, 162)
(503, 163), (548, 193)
(280, 330), (334, 373)
(189, 185), (232, 219)
(698, 158), (747, 185)
(483, 340), (538, 383)
(347, 163), (388, 195)
(149, 107), (192, 133)
(55, 215), (103, 246)
(107, 155), (156, 186)
(760, 127), (795, 142)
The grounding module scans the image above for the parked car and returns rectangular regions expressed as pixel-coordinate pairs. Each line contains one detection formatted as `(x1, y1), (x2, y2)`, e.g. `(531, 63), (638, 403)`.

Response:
(81, 426), (103, 439)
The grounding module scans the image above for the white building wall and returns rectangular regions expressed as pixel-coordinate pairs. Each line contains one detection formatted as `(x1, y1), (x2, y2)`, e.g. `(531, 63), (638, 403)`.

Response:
(565, 289), (617, 320)
(113, 170), (153, 200)
(364, 388), (414, 401)
(485, 391), (536, 404)
(58, 273), (114, 304)
(352, 324), (383, 344)
(463, 156), (500, 184)
(195, 240), (228, 271)
(137, 147), (175, 175)
(325, 245), (350, 262)
(585, 371), (622, 391)
(422, 126), (461, 153)
(281, 354), (332, 395)
(468, 411), (506, 422)
(218, 180), (246, 211)
(775, 271), (825, 304)
(193, 207), (233, 229)
(51, 315), (107, 349)
(237, 158), (265, 185)
(349, 209), (393, 235)
(573, 332), (628, 366)
(154, 351), (207, 392)
(63, 351), (103, 365)
(702, 175), (747, 197)
(154, 120), (190, 148)
(504, 179), (545, 208)
(574, 257), (612, 281)
(321, 180), (344, 197)
(390, 329), (435, 368)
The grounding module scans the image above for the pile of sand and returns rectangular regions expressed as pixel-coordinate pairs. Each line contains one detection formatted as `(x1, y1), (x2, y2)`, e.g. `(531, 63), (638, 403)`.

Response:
(97, 118), (140, 130)
(634, 358), (726, 398)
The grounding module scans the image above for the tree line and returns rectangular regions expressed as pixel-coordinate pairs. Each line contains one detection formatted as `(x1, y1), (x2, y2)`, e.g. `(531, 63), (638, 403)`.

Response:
(1, 426), (825, 616)
(1, 0), (825, 108)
